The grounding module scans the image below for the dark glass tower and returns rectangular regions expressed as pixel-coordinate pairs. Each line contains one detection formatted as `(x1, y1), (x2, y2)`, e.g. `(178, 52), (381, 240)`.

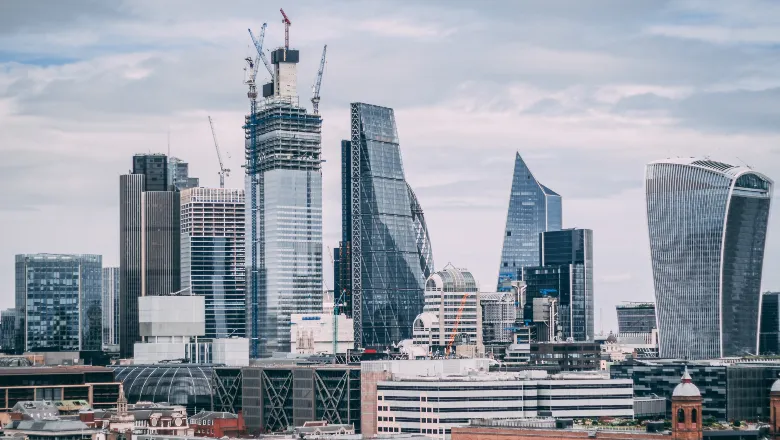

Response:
(341, 103), (434, 349)
(760, 292), (780, 355)
(616, 303), (657, 334)
(16, 254), (102, 351)
(646, 158), (772, 359)
(120, 154), (182, 359)
(523, 228), (593, 341)
(497, 153), (562, 291)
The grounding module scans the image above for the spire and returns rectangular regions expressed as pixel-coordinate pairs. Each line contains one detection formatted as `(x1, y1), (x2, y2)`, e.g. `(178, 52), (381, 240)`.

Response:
(117, 384), (128, 414)
(681, 366), (692, 384)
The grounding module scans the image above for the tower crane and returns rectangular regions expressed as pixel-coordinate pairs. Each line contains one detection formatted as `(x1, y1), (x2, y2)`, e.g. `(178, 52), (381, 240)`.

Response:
(243, 53), (260, 358)
(311, 45), (327, 114)
(280, 8), (291, 50)
(248, 24), (273, 80)
(208, 116), (230, 188)
(446, 292), (472, 356)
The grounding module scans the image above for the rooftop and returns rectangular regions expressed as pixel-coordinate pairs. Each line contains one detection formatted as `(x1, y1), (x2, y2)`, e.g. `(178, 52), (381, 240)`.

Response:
(0, 366), (113, 376)
(6, 419), (98, 434)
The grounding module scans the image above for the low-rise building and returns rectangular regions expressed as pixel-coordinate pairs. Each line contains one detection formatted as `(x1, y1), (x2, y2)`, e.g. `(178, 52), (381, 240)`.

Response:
(362, 359), (632, 438)
(3, 419), (103, 440)
(188, 411), (244, 438)
(290, 313), (355, 355)
(0, 367), (120, 413)
(528, 341), (602, 373)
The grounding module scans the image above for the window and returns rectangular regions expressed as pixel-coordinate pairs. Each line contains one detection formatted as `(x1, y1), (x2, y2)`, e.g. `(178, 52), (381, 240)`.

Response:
(691, 408), (697, 424)
(677, 408), (685, 425)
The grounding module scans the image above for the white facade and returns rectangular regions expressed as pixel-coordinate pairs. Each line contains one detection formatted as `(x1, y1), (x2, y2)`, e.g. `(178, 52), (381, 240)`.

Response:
(213, 337), (250, 366)
(290, 313), (355, 354)
(135, 296), (206, 364)
(375, 368), (633, 438)
(414, 264), (482, 353)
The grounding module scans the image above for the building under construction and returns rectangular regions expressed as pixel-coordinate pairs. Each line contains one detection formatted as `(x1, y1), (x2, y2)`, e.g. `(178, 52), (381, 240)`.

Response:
(244, 12), (324, 357)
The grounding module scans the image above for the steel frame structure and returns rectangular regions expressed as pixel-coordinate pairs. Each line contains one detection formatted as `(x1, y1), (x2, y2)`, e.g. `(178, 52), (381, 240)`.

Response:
(349, 103), (362, 348)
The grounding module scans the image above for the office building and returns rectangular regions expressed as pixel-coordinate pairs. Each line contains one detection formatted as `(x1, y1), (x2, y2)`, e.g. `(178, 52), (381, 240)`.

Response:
(480, 292), (516, 346)
(0, 308), (20, 354)
(242, 364), (361, 434)
(497, 152), (562, 291)
(168, 156), (199, 190)
(340, 103), (433, 349)
(120, 154), (182, 359)
(761, 292), (780, 355)
(362, 359), (632, 437)
(15, 254), (102, 352)
(528, 341), (602, 373)
(181, 188), (246, 339)
(617, 302), (657, 334)
(646, 158), (773, 359)
(523, 228), (594, 341)
(412, 264), (481, 353)
(133, 295), (205, 364)
(0, 366), (121, 413)
(245, 42), (323, 358)
(290, 312), (355, 354)
(102, 267), (120, 348)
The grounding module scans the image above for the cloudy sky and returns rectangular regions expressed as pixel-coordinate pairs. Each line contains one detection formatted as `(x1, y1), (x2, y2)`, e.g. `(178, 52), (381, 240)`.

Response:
(2, 0), (780, 332)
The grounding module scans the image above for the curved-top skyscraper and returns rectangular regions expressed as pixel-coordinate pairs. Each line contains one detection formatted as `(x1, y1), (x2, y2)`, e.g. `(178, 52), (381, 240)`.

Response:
(646, 158), (773, 359)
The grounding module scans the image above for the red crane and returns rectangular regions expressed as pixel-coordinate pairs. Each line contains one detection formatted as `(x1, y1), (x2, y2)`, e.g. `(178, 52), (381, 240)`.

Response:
(280, 8), (291, 49)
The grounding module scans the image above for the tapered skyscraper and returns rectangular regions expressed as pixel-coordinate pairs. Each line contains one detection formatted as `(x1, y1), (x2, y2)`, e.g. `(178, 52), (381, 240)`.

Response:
(339, 103), (434, 349)
(497, 153), (562, 290)
(245, 42), (322, 357)
(646, 158), (772, 359)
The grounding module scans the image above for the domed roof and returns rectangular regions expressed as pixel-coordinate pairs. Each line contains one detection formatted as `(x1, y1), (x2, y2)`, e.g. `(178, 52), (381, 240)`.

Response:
(771, 379), (780, 393)
(672, 367), (701, 398)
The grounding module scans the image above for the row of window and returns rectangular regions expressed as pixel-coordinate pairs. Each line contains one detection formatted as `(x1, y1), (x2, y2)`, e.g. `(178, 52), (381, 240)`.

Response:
(378, 383), (631, 392)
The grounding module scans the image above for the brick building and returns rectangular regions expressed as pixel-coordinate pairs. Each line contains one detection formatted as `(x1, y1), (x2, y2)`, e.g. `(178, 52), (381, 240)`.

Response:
(189, 411), (245, 437)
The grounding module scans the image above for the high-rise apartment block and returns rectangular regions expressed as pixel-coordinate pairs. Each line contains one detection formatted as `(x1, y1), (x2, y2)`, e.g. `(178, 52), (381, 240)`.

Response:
(0, 309), (20, 354)
(523, 228), (594, 342)
(15, 254), (102, 352)
(339, 103), (434, 349)
(497, 153), (562, 290)
(760, 292), (780, 355)
(168, 157), (199, 190)
(102, 267), (120, 347)
(181, 188), (246, 339)
(120, 154), (183, 358)
(616, 302), (657, 334)
(245, 43), (323, 357)
(646, 158), (772, 359)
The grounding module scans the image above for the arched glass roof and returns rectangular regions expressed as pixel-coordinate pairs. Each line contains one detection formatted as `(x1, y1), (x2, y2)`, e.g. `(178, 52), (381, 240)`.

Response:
(112, 365), (214, 415)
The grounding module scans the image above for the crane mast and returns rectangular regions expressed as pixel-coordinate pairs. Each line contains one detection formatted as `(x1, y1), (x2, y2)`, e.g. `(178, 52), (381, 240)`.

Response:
(208, 116), (230, 188)
(248, 24), (273, 80)
(243, 54), (260, 358)
(280, 8), (291, 50)
(311, 45), (327, 114)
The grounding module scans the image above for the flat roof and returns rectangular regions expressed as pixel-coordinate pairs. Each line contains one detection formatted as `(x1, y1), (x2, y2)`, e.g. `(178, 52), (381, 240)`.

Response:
(0, 366), (114, 376)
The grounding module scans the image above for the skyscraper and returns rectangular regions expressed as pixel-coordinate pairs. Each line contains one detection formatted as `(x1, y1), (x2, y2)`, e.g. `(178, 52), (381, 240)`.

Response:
(0, 309), (20, 354)
(523, 228), (594, 342)
(168, 157), (200, 191)
(245, 43), (323, 357)
(646, 158), (772, 359)
(120, 154), (182, 358)
(340, 102), (434, 349)
(497, 153), (562, 291)
(760, 292), (780, 355)
(102, 267), (120, 347)
(16, 254), (102, 352)
(616, 302), (657, 334)
(181, 187), (246, 339)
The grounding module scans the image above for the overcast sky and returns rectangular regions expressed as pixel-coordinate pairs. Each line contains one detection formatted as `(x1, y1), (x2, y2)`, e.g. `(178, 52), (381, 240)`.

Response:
(2, 0), (780, 333)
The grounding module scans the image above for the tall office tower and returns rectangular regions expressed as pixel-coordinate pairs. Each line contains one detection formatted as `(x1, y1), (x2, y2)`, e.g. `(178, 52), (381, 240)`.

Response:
(15, 254), (102, 352)
(245, 43), (323, 357)
(646, 158), (772, 359)
(0, 309), (19, 354)
(497, 153), (562, 291)
(102, 267), (120, 347)
(616, 302), (657, 334)
(523, 228), (594, 342)
(181, 188), (246, 339)
(760, 292), (780, 355)
(120, 154), (182, 358)
(168, 157), (200, 190)
(341, 103), (434, 349)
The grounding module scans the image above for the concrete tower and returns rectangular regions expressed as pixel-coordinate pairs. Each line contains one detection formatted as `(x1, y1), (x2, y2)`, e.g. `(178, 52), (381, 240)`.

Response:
(671, 368), (703, 440)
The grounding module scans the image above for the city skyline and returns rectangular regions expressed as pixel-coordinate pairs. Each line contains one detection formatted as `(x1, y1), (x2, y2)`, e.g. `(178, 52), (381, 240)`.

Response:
(3, 2), (780, 333)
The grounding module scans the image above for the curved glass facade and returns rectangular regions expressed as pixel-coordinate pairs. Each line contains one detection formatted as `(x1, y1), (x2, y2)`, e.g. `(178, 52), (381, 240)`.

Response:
(497, 153), (562, 291)
(342, 103), (430, 348)
(646, 159), (772, 359)
(112, 365), (214, 414)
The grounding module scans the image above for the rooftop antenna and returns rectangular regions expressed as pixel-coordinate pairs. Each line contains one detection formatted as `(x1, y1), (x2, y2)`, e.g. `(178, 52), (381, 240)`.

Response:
(167, 128), (170, 156)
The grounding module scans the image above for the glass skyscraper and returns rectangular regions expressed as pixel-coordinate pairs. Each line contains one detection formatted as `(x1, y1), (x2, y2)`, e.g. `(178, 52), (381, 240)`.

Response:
(245, 45), (322, 357)
(168, 157), (199, 191)
(340, 102), (434, 349)
(16, 254), (102, 352)
(497, 153), (562, 290)
(760, 292), (780, 355)
(181, 188), (246, 339)
(102, 267), (120, 347)
(646, 158), (773, 359)
(523, 228), (593, 342)
(616, 302), (657, 334)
